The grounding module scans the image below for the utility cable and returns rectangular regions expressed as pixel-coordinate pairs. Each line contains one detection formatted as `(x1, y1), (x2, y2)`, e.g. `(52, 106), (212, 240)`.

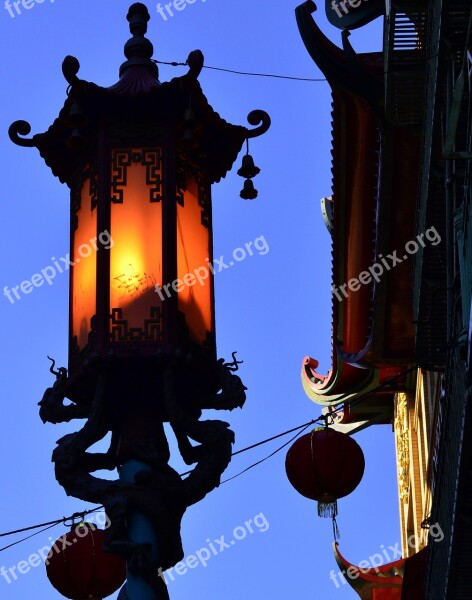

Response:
(155, 60), (327, 82)
(0, 508), (104, 553)
(0, 523), (65, 554)
(0, 419), (325, 548)
(220, 421), (316, 485)
(215, 365), (419, 485)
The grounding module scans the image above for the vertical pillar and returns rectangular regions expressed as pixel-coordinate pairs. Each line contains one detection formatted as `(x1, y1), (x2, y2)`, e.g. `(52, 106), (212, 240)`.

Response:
(119, 459), (160, 600)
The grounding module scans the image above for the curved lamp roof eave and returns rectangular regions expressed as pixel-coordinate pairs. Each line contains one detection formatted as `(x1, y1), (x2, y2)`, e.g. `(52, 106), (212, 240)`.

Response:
(8, 4), (270, 187)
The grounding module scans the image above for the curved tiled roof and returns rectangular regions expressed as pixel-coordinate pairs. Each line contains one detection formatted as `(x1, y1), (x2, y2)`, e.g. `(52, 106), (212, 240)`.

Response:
(296, 2), (418, 408)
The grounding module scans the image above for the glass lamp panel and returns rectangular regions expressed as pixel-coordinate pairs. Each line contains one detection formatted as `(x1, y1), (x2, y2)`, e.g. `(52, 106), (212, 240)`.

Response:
(177, 176), (212, 344)
(109, 148), (163, 342)
(72, 177), (97, 350)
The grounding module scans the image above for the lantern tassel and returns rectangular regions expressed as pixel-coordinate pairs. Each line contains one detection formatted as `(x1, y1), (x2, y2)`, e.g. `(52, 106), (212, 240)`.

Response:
(317, 500), (341, 541)
(317, 499), (337, 519)
(332, 515), (341, 542)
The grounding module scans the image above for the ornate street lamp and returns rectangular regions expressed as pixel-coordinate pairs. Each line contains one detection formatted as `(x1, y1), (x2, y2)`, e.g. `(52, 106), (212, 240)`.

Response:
(9, 4), (269, 599)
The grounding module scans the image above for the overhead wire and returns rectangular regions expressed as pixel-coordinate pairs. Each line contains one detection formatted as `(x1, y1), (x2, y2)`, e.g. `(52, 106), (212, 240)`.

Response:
(220, 421), (316, 485)
(0, 523), (60, 554)
(216, 365), (419, 485)
(0, 507), (102, 539)
(0, 507), (104, 553)
(155, 60), (327, 82)
(0, 418), (326, 549)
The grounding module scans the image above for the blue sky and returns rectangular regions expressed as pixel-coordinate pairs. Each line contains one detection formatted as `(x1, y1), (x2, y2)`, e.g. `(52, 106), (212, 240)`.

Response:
(0, 2), (398, 599)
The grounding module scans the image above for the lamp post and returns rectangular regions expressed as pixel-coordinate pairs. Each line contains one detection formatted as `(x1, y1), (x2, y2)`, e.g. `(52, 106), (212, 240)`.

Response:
(9, 3), (269, 599)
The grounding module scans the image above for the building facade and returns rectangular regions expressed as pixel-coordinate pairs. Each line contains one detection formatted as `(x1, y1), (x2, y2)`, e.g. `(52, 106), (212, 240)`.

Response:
(296, 0), (472, 597)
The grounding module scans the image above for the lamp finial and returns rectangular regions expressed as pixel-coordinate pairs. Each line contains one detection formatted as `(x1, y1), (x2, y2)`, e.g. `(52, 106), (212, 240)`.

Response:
(120, 3), (158, 78)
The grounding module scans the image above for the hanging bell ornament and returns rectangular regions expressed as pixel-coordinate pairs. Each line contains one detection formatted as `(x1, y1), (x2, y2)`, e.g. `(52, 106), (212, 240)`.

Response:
(66, 128), (87, 150)
(237, 153), (261, 179)
(183, 107), (197, 128)
(68, 102), (86, 128)
(182, 127), (197, 150)
(240, 179), (258, 200)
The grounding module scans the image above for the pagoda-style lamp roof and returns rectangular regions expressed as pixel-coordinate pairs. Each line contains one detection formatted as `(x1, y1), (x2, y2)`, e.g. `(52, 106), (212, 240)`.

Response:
(9, 2), (269, 186)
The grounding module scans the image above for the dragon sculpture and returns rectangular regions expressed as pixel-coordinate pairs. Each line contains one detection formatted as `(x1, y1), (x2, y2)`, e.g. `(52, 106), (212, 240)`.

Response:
(39, 353), (247, 599)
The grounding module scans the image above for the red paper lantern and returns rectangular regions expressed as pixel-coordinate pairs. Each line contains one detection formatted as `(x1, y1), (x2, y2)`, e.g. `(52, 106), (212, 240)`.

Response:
(285, 427), (365, 517)
(46, 523), (126, 600)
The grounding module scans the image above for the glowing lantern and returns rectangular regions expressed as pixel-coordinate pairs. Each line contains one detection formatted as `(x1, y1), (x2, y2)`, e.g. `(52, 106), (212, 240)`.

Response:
(46, 523), (126, 600)
(285, 428), (365, 520)
(9, 3), (269, 406)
